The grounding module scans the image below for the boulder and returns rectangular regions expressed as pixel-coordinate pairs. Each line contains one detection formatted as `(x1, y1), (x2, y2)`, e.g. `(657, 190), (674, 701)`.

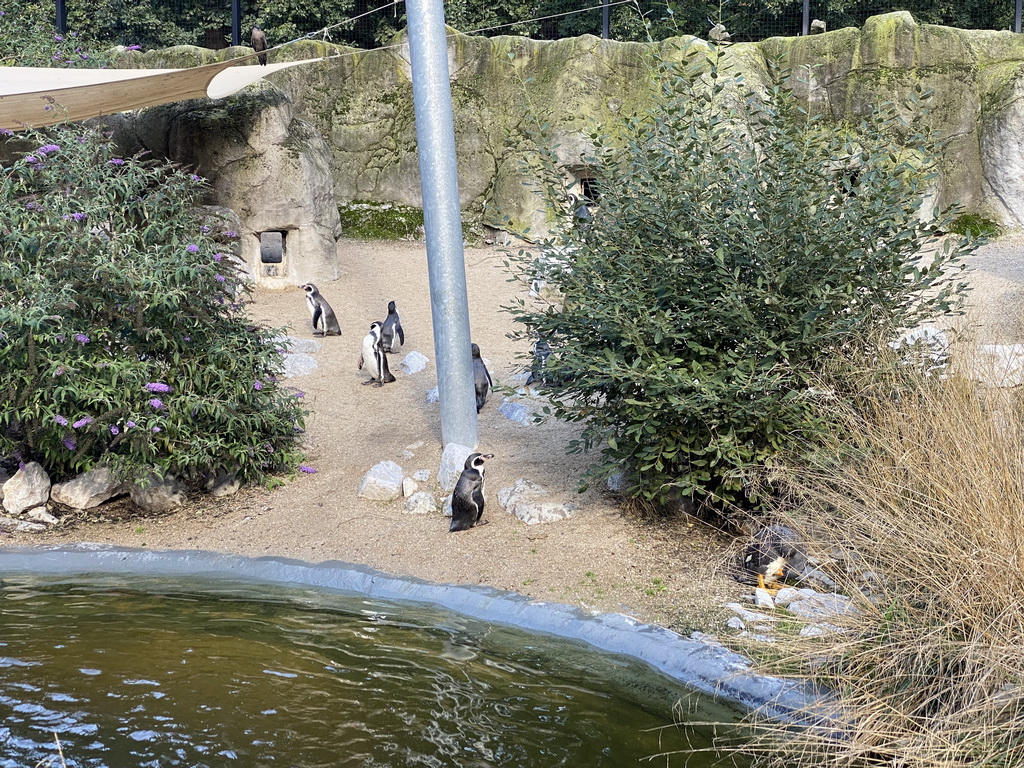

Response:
(50, 466), (125, 510)
(128, 474), (187, 513)
(206, 472), (242, 498)
(399, 351), (429, 375)
(498, 397), (540, 426)
(27, 508), (59, 525)
(497, 478), (579, 525)
(438, 443), (473, 492)
(357, 461), (404, 501)
(2, 462), (51, 516)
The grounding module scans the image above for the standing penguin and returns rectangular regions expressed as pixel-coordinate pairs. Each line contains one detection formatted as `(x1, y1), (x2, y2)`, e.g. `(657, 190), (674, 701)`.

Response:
(449, 452), (494, 532)
(251, 25), (268, 65)
(471, 343), (492, 413)
(358, 321), (396, 386)
(380, 300), (405, 353)
(300, 283), (341, 337)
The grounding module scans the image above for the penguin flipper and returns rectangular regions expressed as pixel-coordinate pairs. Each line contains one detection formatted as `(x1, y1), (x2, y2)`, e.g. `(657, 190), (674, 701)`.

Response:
(397, 323), (405, 346)
(312, 304), (322, 331)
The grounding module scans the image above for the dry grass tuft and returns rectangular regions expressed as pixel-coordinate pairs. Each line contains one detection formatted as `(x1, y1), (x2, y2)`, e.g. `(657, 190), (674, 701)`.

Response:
(733, 349), (1024, 767)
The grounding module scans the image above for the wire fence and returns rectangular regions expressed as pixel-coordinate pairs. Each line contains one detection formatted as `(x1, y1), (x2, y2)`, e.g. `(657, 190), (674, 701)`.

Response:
(47, 0), (1023, 51)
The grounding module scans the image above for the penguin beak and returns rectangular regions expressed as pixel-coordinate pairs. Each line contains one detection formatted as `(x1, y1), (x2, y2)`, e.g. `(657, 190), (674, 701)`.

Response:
(481, 453), (494, 460)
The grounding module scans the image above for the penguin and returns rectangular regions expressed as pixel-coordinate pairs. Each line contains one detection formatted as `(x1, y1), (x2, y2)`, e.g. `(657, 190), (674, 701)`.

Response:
(525, 338), (553, 387)
(449, 452), (494, 532)
(358, 321), (396, 386)
(251, 25), (268, 65)
(737, 525), (808, 594)
(471, 343), (492, 413)
(300, 283), (341, 337)
(380, 300), (405, 353)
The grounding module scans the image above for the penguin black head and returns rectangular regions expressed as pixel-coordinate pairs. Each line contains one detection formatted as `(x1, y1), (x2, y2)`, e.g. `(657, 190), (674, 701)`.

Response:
(301, 283), (318, 295)
(464, 452), (493, 471)
(471, 343), (481, 358)
(388, 300), (397, 313)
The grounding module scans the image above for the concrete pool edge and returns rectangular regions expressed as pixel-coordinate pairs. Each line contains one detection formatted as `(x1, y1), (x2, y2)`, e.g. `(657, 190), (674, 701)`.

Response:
(0, 544), (823, 721)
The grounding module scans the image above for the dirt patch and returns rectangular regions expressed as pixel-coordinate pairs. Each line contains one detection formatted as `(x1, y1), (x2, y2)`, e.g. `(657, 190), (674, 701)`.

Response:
(13, 239), (745, 635)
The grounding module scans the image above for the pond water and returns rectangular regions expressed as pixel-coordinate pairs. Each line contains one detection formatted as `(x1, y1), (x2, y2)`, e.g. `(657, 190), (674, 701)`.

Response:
(0, 574), (748, 767)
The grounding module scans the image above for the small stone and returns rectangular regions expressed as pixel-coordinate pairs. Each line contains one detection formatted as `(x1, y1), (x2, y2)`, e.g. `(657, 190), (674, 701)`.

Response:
(3, 462), (51, 516)
(498, 398), (535, 425)
(0, 515), (18, 530)
(402, 477), (418, 497)
(357, 461), (404, 502)
(399, 351), (429, 375)
(401, 450), (415, 459)
(438, 443), (472, 492)
(754, 588), (776, 610)
(774, 586), (802, 607)
(442, 494), (453, 517)
(405, 441), (425, 452)
(413, 469), (430, 482)
(726, 616), (745, 630)
(498, 478), (578, 525)
(425, 386), (439, 404)
(26, 507), (59, 525)
(404, 491), (437, 514)
(725, 603), (777, 624)
(15, 521), (47, 533)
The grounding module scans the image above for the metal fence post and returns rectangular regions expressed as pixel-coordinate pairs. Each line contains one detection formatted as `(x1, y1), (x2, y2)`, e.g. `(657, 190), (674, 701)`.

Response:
(603, 0), (610, 38)
(1017, 0), (1022, 33)
(55, 0), (67, 33)
(405, 0), (480, 450)
(232, 0), (242, 46)
(802, 0), (810, 35)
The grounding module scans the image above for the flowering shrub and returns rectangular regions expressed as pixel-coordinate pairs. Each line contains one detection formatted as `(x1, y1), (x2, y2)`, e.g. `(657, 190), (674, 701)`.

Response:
(0, 127), (307, 486)
(0, 6), (111, 68)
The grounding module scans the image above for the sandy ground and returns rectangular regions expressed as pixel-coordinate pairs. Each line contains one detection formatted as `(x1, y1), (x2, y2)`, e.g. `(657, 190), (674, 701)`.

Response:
(11, 239), (746, 635)
(12, 233), (1021, 635)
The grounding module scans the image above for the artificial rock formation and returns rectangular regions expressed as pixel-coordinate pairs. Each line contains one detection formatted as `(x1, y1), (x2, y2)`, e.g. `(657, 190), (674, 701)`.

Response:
(111, 13), (1024, 265)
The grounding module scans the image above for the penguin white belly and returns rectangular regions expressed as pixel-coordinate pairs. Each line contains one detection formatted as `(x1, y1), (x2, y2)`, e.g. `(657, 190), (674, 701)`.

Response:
(361, 333), (381, 380)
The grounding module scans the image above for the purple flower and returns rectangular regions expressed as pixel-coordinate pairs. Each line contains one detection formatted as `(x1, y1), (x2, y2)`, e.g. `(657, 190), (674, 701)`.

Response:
(25, 202), (39, 210)
(43, 105), (53, 111)
(74, 333), (90, 344)
(110, 425), (120, 436)
(108, 158), (125, 165)
(36, 144), (60, 155)
(200, 225), (210, 233)
(125, 421), (137, 430)
(224, 230), (238, 238)
(213, 253), (223, 262)
(189, 174), (200, 182)
(0, 128), (12, 137)
(152, 426), (161, 433)
(62, 437), (77, 451)
(145, 382), (171, 393)
(294, 391), (305, 398)
(62, 212), (86, 222)
(299, 465), (317, 474)
(55, 333), (65, 342)
(53, 34), (64, 41)
(253, 380), (262, 391)
(53, 415), (69, 426)
(215, 274), (225, 283)
(184, 336), (191, 342)
(79, 53), (89, 60)
(72, 417), (93, 429)
(55, 366), (66, 376)
(25, 155), (39, 164)
(148, 398), (164, 410)
(127, 44), (142, 51)
(186, 243), (199, 253)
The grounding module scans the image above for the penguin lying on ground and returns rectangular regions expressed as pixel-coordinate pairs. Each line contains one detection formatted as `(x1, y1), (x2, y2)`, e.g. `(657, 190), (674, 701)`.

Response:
(737, 525), (808, 594)
(380, 300), (404, 353)
(450, 452), (494, 532)
(300, 283), (341, 337)
(471, 343), (493, 413)
(358, 322), (396, 386)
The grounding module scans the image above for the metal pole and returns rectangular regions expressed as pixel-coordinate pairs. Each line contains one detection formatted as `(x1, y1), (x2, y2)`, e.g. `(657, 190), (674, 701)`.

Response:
(602, 0), (610, 38)
(55, 0), (67, 34)
(802, 0), (810, 35)
(405, 0), (479, 450)
(1017, 0), (1022, 33)
(231, 0), (242, 47)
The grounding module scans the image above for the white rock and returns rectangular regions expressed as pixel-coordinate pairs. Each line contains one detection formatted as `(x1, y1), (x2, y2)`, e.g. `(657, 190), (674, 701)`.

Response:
(754, 588), (776, 610)
(497, 478), (579, 525)
(206, 472), (241, 498)
(357, 461), (405, 501)
(413, 469), (430, 482)
(15, 521), (46, 533)
(787, 592), (857, 620)
(27, 507), (58, 525)
(404, 491), (437, 514)
(498, 397), (535, 425)
(726, 616), (745, 630)
(51, 466), (125, 510)
(725, 603), (778, 624)
(442, 494), (453, 517)
(773, 586), (803, 607)
(425, 386), (439, 404)
(281, 352), (318, 378)
(405, 441), (425, 452)
(128, 474), (187, 513)
(438, 443), (472, 492)
(0, 515), (18, 529)
(402, 477), (418, 497)
(400, 351), (429, 375)
(3, 462), (51, 516)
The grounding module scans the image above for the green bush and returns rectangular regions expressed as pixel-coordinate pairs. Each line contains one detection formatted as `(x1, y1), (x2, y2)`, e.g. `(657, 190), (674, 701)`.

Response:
(507, 52), (973, 514)
(0, 126), (307, 486)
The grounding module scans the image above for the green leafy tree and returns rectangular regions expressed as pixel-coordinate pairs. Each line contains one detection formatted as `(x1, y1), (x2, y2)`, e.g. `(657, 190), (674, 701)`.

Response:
(0, 126), (308, 485)
(508, 51), (972, 514)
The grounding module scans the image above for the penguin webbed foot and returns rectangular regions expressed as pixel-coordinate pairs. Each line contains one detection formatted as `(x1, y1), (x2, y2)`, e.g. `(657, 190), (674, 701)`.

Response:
(362, 378), (376, 386)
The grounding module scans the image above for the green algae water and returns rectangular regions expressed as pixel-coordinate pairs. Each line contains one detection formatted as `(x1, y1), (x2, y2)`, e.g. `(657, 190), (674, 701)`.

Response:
(0, 574), (748, 767)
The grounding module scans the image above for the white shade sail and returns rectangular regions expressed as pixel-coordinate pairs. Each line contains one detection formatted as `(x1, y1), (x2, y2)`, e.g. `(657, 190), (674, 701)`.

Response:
(0, 57), (321, 132)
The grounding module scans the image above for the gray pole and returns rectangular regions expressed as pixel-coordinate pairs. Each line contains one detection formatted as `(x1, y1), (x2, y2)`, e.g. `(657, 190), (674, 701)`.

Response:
(602, 0), (610, 38)
(405, 0), (479, 450)
(802, 0), (810, 35)
(231, 0), (242, 47)
(1017, 0), (1022, 33)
